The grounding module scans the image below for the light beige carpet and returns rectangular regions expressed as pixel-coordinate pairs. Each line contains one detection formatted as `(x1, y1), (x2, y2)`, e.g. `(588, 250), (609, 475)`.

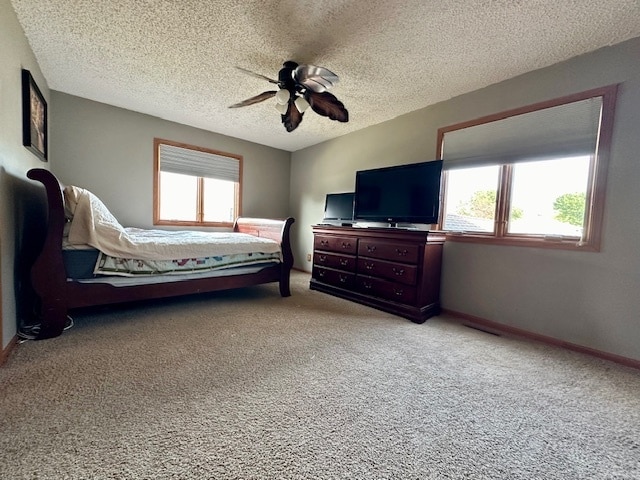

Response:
(1, 271), (639, 479)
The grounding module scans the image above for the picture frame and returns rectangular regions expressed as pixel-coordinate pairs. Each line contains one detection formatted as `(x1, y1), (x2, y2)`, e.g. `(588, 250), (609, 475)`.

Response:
(21, 69), (48, 161)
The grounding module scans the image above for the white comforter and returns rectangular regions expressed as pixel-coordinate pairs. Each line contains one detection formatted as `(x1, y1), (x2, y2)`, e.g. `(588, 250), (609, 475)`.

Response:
(64, 186), (280, 261)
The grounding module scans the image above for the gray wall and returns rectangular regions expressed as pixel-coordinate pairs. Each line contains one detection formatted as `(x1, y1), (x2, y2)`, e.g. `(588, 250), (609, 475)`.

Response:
(290, 38), (640, 361)
(0, 0), (51, 351)
(50, 92), (291, 229)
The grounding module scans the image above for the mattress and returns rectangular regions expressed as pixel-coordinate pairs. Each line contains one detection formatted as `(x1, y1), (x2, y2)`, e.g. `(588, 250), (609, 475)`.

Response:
(63, 248), (101, 279)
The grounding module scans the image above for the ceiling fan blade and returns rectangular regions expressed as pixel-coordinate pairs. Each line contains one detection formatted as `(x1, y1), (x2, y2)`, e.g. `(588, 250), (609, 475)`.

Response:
(305, 91), (349, 122)
(282, 100), (304, 132)
(235, 67), (279, 84)
(294, 64), (339, 93)
(229, 91), (277, 108)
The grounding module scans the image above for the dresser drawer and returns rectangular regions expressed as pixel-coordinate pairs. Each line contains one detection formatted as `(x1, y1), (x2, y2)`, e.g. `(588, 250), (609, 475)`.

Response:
(313, 267), (356, 289)
(357, 258), (417, 286)
(356, 276), (417, 304)
(314, 235), (358, 254)
(314, 252), (356, 272)
(358, 240), (419, 263)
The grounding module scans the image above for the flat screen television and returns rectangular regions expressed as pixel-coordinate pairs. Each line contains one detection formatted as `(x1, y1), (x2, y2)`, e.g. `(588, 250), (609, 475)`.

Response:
(353, 160), (443, 225)
(323, 192), (355, 224)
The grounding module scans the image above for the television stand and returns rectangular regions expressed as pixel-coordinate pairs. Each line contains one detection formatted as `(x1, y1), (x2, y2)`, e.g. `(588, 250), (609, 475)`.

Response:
(310, 225), (445, 323)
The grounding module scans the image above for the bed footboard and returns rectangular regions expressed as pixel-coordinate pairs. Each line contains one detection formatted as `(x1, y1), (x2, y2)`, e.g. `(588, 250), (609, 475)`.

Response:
(234, 217), (295, 296)
(26, 168), (295, 340)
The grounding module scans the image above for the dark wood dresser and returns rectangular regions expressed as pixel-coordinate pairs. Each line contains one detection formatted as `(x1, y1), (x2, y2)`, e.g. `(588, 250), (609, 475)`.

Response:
(310, 225), (445, 323)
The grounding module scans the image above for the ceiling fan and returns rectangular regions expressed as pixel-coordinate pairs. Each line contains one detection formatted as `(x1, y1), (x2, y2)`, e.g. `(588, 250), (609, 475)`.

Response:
(229, 61), (349, 132)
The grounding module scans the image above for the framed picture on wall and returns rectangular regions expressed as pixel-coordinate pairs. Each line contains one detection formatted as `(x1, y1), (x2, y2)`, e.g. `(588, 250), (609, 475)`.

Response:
(21, 69), (48, 162)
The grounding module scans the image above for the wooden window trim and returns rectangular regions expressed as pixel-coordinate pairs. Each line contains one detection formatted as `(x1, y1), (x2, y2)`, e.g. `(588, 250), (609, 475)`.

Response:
(435, 84), (618, 252)
(153, 138), (243, 227)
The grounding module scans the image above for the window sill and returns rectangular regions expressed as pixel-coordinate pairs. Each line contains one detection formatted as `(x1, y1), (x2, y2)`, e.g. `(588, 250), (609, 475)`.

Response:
(155, 220), (235, 228)
(440, 232), (598, 252)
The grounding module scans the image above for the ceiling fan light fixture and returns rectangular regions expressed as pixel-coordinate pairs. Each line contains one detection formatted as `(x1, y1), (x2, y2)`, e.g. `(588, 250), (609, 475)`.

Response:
(231, 61), (349, 132)
(275, 88), (290, 105)
(294, 96), (310, 113)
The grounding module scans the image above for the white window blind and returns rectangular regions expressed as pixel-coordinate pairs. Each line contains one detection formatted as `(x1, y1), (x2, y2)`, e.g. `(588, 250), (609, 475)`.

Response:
(159, 143), (240, 182)
(441, 97), (602, 169)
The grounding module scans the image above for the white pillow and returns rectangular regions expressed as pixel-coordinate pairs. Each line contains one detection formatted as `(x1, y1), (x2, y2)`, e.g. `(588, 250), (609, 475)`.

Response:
(63, 185), (88, 219)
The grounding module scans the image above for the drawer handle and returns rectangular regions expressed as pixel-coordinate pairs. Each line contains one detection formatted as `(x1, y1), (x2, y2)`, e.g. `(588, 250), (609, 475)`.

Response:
(341, 242), (351, 249)
(339, 259), (349, 266)
(318, 270), (326, 278)
(365, 262), (374, 270)
(320, 240), (328, 247)
(392, 267), (405, 276)
(366, 245), (377, 253)
(339, 275), (348, 283)
(318, 255), (327, 263)
(395, 248), (408, 256)
(362, 282), (373, 290)
(393, 288), (404, 297)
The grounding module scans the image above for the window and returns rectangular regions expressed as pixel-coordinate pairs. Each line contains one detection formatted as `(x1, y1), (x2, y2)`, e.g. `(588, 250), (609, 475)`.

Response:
(437, 85), (618, 251)
(153, 138), (242, 227)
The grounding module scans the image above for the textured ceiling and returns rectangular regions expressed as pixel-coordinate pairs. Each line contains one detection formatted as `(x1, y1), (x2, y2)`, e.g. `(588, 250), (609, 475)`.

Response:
(11, 0), (640, 152)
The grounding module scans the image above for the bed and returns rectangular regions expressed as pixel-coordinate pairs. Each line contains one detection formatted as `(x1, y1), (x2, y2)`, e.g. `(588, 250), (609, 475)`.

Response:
(26, 168), (295, 340)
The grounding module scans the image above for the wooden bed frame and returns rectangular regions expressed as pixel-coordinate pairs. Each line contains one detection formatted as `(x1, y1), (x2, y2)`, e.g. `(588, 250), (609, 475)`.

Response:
(26, 168), (295, 340)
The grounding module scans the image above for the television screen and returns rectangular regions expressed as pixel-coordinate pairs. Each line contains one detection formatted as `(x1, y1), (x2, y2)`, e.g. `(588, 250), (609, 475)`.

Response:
(323, 192), (355, 223)
(354, 161), (443, 225)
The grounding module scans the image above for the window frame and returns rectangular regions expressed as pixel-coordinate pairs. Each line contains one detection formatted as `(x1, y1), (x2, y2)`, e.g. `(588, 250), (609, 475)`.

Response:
(153, 138), (243, 227)
(436, 85), (618, 252)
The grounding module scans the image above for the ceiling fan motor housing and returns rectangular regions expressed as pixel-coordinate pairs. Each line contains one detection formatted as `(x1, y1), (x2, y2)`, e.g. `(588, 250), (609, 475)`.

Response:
(279, 61), (300, 93)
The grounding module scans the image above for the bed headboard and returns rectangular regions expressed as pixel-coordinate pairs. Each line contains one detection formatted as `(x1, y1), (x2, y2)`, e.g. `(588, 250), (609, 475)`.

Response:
(27, 168), (66, 250)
